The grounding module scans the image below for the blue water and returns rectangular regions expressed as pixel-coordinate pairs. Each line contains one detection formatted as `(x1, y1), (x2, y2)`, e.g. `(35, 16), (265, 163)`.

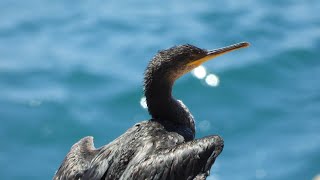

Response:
(1, 0), (319, 179)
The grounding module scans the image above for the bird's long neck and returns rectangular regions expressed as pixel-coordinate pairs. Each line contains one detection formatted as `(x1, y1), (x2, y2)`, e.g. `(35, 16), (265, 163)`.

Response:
(144, 74), (195, 136)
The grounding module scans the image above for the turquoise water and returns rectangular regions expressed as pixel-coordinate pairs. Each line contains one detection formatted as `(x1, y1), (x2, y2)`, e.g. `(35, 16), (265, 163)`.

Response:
(1, 0), (319, 179)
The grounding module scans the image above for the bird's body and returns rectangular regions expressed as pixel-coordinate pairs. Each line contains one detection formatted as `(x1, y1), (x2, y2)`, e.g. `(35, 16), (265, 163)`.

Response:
(53, 42), (249, 180)
(55, 120), (223, 180)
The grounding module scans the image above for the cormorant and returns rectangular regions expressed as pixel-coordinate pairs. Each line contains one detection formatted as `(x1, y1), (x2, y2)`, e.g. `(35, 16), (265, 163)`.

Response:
(53, 42), (249, 180)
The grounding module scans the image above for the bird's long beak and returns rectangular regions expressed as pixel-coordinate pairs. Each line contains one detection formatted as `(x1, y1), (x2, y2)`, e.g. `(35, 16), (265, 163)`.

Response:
(187, 42), (250, 67)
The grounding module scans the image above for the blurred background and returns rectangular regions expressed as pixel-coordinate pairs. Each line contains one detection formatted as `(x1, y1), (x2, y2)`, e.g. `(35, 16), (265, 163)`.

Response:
(0, 0), (319, 179)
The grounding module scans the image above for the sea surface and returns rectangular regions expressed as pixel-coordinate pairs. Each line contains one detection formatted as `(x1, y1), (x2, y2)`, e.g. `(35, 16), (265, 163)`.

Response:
(0, 0), (319, 179)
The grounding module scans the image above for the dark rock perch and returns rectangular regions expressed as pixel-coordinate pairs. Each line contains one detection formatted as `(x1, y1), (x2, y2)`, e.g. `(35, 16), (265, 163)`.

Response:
(53, 42), (249, 180)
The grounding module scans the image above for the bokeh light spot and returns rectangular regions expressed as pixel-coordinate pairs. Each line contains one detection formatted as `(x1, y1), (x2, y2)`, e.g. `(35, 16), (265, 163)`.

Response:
(192, 65), (207, 79)
(313, 174), (320, 180)
(205, 74), (220, 87)
(140, 96), (148, 109)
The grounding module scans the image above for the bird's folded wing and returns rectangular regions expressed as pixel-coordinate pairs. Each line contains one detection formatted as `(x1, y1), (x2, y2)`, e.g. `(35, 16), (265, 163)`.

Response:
(121, 135), (224, 180)
(53, 136), (98, 180)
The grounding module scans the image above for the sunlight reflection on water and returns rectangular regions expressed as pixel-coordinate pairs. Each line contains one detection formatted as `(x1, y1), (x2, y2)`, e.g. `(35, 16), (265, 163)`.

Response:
(140, 96), (148, 109)
(205, 74), (219, 87)
(192, 65), (220, 87)
(192, 65), (207, 79)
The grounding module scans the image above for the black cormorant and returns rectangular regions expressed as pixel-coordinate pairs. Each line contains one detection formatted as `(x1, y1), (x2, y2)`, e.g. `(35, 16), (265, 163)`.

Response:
(53, 42), (249, 180)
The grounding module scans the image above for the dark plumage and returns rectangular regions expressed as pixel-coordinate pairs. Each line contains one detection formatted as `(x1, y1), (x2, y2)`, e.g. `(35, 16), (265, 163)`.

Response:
(53, 42), (249, 180)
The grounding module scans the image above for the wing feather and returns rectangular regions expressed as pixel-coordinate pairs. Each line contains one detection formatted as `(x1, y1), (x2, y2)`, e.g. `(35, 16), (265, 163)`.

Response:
(121, 135), (223, 180)
(53, 136), (98, 180)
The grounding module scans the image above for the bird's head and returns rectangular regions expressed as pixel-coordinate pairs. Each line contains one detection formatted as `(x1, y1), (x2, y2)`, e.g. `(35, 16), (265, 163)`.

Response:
(144, 42), (250, 86)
